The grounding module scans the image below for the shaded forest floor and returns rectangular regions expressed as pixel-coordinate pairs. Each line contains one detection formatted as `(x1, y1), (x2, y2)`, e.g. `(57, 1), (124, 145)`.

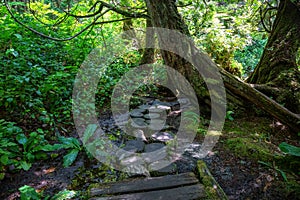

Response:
(1, 113), (299, 200)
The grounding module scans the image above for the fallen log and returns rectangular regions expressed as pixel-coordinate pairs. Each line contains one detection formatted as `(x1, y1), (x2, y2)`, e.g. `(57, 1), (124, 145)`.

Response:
(220, 68), (300, 133)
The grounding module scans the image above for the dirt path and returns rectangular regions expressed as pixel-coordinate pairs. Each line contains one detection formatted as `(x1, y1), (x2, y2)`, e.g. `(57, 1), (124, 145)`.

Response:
(1, 99), (299, 199)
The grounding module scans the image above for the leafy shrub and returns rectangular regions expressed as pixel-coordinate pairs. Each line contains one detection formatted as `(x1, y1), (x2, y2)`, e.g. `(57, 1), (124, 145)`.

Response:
(234, 35), (267, 77)
(53, 136), (82, 168)
(95, 51), (141, 109)
(0, 119), (82, 180)
(0, 120), (56, 177)
(19, 184), (78, 200)
(279, 142), (300, 157)
(180, 1), (266, 77)
(0, 5), (93, 133)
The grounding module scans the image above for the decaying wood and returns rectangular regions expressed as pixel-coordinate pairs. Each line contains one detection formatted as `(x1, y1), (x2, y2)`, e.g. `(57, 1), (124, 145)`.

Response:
(89, 172), (210, 200)
(89, 172), (199, 196)
(197, 160), (228, 200)
(90, 184), (206, 200)
(220, 68), (300, 133)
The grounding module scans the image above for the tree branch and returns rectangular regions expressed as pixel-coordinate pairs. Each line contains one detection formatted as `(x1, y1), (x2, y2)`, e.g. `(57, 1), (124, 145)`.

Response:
(4, 0), (102, 41)
(88, 0), (149, 19)
(4, 0), (147, 41)
(94, 18), (133, 25)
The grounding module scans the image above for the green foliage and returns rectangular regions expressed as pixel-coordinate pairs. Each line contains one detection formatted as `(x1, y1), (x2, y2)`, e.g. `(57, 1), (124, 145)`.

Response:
(180, 0), (266, 77)
(279, 142), (300, 157)
(19, 184), (78, 200)
(258, 161), (288, 182)
(19, 185), (40, 200)
(0, 119), (82, 180)
(234, 35), (267, 76)
(226, 137), (273, 162)
(225, 110), (234, 121)
(82, 124), (110, 159)
(0, 119), (57, 174)
(0, 5), (92, 132)
(96, 51), (141, 108)
(54, 136), (82, 167)
(50, 189), (78, 200)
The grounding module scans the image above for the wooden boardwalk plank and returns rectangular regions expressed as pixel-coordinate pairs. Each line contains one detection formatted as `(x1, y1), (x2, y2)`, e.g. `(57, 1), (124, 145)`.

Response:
(90, 184), (206, 200)
(90, 172), (199, 197)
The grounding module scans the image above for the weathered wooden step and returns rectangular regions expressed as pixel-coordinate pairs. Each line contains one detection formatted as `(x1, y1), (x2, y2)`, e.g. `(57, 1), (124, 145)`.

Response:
(89, 172), (206, 200)
(88, 161), (228, 200)
(90, 184), (205, 200)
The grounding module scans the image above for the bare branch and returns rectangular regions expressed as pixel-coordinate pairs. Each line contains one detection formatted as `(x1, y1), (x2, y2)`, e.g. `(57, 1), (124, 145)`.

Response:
(260, 7), (271, 33)
(82, 1), (149, 19)
(176, 1), (193, 7)
(28, 1), (69, 27)
(65, 4), (106, 18)
(4, 0), (102, 41)
(94, 18), (133, 25)
(4, 0), (148, 41)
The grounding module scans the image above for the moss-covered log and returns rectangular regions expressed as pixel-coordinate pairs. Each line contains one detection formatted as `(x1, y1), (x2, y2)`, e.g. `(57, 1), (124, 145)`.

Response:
(220, 68), (300, 132)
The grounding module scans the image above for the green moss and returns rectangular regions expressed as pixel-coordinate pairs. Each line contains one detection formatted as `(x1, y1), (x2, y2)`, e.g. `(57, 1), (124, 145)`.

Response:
(226, 137), (273, 162)
(223, 118), (271, 136)
(71, 165), (128, 190)
(196, 161), (228, 200)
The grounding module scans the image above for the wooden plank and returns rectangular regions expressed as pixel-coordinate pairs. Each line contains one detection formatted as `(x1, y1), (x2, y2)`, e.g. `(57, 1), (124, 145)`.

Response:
(90, 172), (198, 197)
(90, 184), (206, 200)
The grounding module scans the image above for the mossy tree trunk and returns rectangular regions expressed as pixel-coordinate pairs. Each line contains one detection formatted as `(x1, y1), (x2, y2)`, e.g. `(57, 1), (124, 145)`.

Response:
(247, 0), (300, 113)
(139, 18), (155, 65)
(145, 0), (300, 133)
(145, 0), (215, 116)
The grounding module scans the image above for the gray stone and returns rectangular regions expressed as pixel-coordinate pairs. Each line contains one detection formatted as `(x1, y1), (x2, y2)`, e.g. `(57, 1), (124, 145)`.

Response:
(138, 105), (151, 110)
(116, 149), (135, 160)
(125, 140), (145, 152)
(123, 145), (139, 152)
(144, 143), (165, 152)
(178, 98), (190, 105)
(152, 100), (174, 107)
(143, 143), (167, 163)
(148, 108), (164, 113)
(131, 118), (148, 128)
(149, 119), (165, 131)
(144, 113), (161, 119)
(151, 131), (175, 142)
(130, 110), (144, 118)
(121, 163), (150, 177)
(120, 155), (145, 166)
(133, 129), (148, 142)
(155, 105), (171, 111)
(149, 160), (177, 176)
(143, 153), (168, 164)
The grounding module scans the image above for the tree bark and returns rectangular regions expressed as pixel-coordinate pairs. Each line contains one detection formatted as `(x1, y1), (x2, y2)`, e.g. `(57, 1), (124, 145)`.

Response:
(145, 0), (300, 133)
(139, 18), (155, 65)
(247, 0), (300, 113)
(145, 0), (213, 114)
(221, 68), (300, 133)
(248, 0), (300, 84)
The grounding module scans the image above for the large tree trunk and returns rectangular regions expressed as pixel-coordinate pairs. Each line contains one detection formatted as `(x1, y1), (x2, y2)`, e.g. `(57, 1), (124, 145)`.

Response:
(139, 18), (155, 65)
(247, 0), (300, 113)
(145, 0), (300, 133)
(145, 0), (215, 116)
